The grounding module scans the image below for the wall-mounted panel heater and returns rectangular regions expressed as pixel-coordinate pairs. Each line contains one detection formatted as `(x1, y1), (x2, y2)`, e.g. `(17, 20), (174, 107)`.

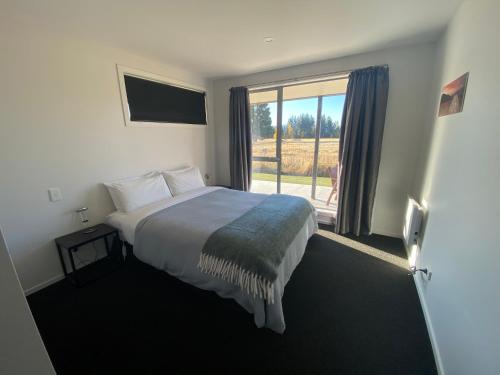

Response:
(403, 197), (424, 249)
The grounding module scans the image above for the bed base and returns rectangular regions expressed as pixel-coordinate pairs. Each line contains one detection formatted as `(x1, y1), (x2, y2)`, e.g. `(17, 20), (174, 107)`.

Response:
(124, 242), (134, 259)
(122, 240), (269, 327)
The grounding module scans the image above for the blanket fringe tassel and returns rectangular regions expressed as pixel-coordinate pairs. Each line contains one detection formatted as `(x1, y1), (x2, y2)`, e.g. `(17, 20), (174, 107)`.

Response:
(198, 253), (275, 304)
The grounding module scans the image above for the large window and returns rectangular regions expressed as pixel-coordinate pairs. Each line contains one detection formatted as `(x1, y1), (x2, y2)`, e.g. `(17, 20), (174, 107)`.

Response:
(249, 77), (347, 217)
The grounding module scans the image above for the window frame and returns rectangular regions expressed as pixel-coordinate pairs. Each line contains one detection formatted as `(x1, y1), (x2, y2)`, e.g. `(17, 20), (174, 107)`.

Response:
(116, 64), (208, 128)
(249, 76), (346, 198)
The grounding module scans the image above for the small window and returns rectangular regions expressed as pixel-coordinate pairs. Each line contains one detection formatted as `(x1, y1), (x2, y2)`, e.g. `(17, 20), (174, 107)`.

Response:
(117, 65), (207, 127)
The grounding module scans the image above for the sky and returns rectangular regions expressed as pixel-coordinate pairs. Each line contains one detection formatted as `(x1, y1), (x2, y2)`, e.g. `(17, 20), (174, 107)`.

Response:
(268, 95), (346, 127)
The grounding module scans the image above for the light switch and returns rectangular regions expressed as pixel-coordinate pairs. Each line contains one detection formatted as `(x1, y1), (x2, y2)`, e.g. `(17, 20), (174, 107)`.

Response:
(48, 188), (63, 202)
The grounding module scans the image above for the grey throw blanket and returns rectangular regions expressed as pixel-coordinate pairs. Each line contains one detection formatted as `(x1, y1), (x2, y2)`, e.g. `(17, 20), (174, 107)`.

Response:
(198, 194), (314, 304)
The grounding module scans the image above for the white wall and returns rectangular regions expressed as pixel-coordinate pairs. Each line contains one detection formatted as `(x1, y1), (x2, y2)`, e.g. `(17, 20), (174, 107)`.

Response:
(213, 43), (438, 237)
(0, 226), (56, 375)
(0, 21), (215, 292)
(414, 1), (500, 374)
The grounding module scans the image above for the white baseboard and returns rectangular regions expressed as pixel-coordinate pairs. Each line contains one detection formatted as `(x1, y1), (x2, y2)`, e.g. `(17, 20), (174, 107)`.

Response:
(24, 273), (65, 296)
(413, 275), (444, 375)
(401, 239), (443, 374)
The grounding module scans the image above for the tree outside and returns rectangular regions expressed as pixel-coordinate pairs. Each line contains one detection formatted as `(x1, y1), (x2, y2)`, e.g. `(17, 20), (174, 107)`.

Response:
(250, 104), (274, 140)
(251, 103), (340, 140)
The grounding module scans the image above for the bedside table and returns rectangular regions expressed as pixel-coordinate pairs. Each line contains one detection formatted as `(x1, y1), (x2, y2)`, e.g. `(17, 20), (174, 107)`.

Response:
(55, 224), (122, 287)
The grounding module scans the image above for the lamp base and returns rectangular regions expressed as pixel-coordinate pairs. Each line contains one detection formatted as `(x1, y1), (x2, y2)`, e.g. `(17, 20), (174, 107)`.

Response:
(83, 227), (97, 234)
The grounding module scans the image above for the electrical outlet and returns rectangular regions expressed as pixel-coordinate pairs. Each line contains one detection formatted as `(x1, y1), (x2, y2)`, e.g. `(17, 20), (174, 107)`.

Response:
(426, 267), (432, 281)
(48, 188), (63, 202)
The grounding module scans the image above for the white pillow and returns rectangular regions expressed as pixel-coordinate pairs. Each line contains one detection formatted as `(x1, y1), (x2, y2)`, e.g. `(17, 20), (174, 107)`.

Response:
(104, 173), (172, 212)
(162, 166), (205, 196)
(104, 172), (155, 211)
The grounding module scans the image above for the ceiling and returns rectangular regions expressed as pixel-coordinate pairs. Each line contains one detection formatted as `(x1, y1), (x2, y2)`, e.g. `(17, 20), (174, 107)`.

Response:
(4, 0), (463, 79)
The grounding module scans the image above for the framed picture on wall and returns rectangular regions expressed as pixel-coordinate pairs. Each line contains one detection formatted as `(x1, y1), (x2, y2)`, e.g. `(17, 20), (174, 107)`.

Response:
(438, 72), (469, 117)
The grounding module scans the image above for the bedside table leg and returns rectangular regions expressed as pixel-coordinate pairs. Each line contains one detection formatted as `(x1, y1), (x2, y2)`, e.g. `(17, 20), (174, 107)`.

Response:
(112, 234), (124, 263)
(104, 235), (110, 256)
(68, 248), (80, 287)
(56, 244), (68, 278)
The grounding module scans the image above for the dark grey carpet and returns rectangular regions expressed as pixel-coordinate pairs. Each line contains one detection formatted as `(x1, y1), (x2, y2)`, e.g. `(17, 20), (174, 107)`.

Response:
(28, 227), (437, 375)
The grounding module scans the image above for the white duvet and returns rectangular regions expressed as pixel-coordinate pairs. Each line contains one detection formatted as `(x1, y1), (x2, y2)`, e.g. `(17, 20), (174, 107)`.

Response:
(105, 186), (317, 333)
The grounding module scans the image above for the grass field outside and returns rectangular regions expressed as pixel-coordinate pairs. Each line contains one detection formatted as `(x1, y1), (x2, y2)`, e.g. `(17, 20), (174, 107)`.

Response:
(252, 137), (339, 184)
(253, 172), (332, 187)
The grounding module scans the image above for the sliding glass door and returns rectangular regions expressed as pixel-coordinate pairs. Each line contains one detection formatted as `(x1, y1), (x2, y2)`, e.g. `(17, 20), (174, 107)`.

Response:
(249, 88), (280, 193)
(249, 77), (347, 217)
(280, 95), (318, 197)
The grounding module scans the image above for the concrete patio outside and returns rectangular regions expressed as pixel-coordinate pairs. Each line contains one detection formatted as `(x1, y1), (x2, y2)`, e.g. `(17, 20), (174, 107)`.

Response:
(251, 179), (337, 221)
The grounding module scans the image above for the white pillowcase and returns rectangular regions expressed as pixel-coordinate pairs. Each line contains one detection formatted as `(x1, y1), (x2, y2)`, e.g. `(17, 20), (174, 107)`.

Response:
(104, 172), (155, 211)
(162, 166), (205, 196)
(104, 173), (172, 212)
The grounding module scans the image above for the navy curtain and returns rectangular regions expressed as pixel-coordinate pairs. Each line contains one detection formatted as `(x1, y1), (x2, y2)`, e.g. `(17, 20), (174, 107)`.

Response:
(229, 87), (252, 191)
(336, 66), (389, 235)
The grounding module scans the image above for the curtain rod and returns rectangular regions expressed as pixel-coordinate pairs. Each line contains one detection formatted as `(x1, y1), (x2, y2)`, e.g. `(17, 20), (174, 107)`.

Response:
(245, 69), (351, 91)
(240, 64), (388, 91)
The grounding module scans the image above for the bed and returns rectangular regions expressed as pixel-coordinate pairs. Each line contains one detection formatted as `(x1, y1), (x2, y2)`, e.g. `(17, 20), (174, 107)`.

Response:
(105, 185), (317, 333)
